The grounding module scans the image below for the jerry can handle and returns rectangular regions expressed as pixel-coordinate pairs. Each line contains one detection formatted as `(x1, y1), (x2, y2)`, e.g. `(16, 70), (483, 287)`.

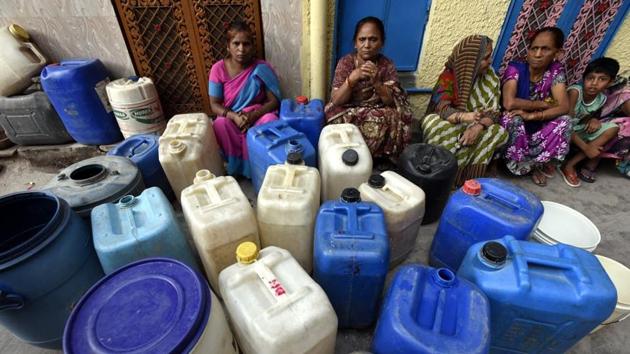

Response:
(22, 42), (47, 66)
(413, 146), (434, 173)
(130, 139), (151, 156)
(0, 290), (24, 311)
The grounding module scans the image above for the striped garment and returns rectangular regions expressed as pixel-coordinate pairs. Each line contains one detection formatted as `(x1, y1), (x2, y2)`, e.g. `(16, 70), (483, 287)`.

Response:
(467, 68), (501, 112)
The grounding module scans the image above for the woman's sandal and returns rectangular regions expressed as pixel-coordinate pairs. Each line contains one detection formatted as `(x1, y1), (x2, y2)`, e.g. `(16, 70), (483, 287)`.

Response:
(531, 169), (547, 187)
(577, 167), (597, 183)
(558, 166), (581, 188)
(540, 163), (556, 178)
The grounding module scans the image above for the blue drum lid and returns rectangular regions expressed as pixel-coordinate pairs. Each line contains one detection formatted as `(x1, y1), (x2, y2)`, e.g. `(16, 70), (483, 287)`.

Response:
(64, 258), (210, 353)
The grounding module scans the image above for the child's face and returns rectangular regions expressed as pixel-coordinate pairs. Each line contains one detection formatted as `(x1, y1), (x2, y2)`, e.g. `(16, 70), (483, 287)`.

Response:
(583, 72), (612, 97)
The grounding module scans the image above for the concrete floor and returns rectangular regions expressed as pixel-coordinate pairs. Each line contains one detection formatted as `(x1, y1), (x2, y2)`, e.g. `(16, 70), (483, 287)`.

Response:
(0, 149), (629, 354)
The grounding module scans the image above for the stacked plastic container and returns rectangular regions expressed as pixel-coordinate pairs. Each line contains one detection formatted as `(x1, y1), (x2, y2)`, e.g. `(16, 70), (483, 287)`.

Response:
(181, 170), (259, 292)
(106, 76), (166, 138)
(373, 265), (490, 354)
(247, 120), (316, 194)
(257, 152), (320, 272)
(314, 188), (389, 328)
(91, 187), (199, 274)
(430, 178), (543, 271)
(63, 258), (238, 354)
(279, 96), (324, 152)
(159, 113), (224, 198)
(220, 242), (337, 354)
(41, 59), (122, 145)
(318, 124), (372, 201)
(359, 172), (425, 267)
(458, 236), (617, 353)
(107, 133), (174, 199)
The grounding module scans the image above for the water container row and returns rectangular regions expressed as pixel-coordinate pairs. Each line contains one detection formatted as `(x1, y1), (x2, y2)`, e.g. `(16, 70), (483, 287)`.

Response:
(1, 24), (167, 146)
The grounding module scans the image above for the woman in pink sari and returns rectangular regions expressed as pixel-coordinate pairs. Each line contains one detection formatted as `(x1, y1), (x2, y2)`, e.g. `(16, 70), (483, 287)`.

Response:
(209, 20), (281, 178)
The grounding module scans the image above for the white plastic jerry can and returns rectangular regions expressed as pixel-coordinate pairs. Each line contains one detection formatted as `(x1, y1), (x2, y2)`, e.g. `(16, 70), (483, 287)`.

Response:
(181, 169), (260, 293)
(0, 24), (47, 97)
(159, 113), (224, 198)
(318, 124), (372, 201)
(257, 152), (321, 273)
(359, 171), (426, 267)
(219, 242), (337, 354)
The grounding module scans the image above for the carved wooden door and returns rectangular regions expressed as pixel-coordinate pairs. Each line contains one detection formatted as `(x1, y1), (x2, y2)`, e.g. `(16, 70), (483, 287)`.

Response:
(113, 0), (264, 118)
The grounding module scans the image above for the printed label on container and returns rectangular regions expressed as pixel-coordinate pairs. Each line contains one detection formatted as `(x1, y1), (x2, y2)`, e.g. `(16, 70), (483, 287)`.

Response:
(94, 79), (113, 113)
(254, 262), (287, 298)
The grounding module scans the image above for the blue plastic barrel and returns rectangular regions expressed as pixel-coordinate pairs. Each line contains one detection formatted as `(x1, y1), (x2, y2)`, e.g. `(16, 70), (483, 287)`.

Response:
(41, 59), (122, 145)
(0, 192), (104, 349)
(430, 178), (543, 271)
(458, 236), (617, 354)
(313, 188), (389, 329)
(107, 134), (174, 199)
(279, 96), (324, 151)
(91, 187), (200, 274)
(247, 120), (316, 194)
(63, 258), (213, 353)
(373, 265), (490, 354)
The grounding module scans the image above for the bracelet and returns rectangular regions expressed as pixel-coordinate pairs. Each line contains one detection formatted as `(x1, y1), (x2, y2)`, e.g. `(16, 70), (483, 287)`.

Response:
(222, 108), (229, 117)
(539, 111), (545, 121)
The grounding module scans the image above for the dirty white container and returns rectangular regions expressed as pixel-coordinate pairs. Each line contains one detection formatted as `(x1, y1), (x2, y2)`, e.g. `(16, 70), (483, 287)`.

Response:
(62, 258), (238, 354)
(531, 201), (601, 252)
(219, 242), (337, 354)
(318, 124), (372, 201)
(0, 25), (47, 97)
(359, 171), (425, 267)
(181, 169), (259, 292)
(591, 255), (630, 332)
(257, 152), (320, 273)
(106, 76), (166, 138)
(159, 113), (225, 198)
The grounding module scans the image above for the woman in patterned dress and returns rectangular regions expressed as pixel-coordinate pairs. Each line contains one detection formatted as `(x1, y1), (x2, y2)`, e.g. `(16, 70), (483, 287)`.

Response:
(325, 16), (413, 166)
(500, 27), (572, 186)
(422, 35), (509, 186)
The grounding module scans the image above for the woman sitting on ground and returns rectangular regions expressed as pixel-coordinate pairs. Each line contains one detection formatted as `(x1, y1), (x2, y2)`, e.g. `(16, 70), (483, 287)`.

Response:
(325, 16), (413, 169)
(422, 34), (508, 186)
(500, 26), (572, 186)
(209, 20), (281, 178)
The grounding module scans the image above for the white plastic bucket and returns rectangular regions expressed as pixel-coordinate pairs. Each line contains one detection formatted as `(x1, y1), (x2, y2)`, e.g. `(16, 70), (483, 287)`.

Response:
(591, 255), (630, 332)
(106, 77), (165, 138)
(531, 201), (600, 252)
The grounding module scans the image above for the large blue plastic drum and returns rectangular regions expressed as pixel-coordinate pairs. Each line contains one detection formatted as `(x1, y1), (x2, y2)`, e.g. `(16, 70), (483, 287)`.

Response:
(0, 191), (103, 349)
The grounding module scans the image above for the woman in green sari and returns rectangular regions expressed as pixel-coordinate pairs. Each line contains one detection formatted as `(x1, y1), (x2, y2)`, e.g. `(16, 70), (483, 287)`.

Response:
(422, 34), (508, 186)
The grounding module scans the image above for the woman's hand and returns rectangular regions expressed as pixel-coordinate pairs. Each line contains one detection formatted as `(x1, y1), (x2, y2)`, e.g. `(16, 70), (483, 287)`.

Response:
(586, 118), (601, 134)
(227, 111), (245, 127)
(533, 100), (552, 110)
(460, 124), (484, 146)
(361, 61), (379, 83)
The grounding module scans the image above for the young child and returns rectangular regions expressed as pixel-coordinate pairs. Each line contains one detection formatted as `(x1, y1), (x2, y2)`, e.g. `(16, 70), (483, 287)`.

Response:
(559, 57), (620, 187)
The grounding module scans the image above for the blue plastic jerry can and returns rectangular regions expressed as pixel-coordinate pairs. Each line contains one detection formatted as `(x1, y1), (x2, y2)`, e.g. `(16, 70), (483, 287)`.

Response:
(430, 178), (543, 271)
(313, 188), (389, 329)
(373, 265), (490, 354)
(91, 187), (200, 274)
(279, 96), (324, 152)
(246, 120), (316, 194)
(458, 236), (617, 354)
(107, 134), (174, 199)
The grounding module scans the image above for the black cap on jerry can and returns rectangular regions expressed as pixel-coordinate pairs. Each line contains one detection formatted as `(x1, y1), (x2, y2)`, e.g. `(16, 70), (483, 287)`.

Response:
(481, 241), (507, 265)
(341, 188), (361, 202)
(342, 149), (359, 166)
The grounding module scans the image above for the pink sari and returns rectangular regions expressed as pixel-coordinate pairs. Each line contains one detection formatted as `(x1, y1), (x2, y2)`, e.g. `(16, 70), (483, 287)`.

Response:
(209, 59), (280, 178)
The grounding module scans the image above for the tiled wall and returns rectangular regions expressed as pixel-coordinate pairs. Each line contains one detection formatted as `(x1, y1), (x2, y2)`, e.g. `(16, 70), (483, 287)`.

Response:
(0, 0), (135, 79)
(260, 0), (302, 98)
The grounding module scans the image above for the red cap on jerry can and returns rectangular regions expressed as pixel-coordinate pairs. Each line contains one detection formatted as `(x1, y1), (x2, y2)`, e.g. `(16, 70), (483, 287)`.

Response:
(462, 179), (481, 196)
(296, 96), (308, 104)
